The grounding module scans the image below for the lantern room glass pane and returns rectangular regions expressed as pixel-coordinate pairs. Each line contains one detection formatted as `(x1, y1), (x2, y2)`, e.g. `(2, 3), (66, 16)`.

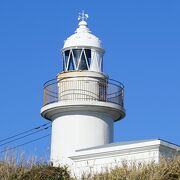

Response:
(64, 50), (70, 64)
(63, 50), (70, 71)
(85, 49), (91, 67)
(78, 52), (88, 70)
(68, 54), (75, 70)
(63, 48), (94, 71)
(72, 49), (81, 66)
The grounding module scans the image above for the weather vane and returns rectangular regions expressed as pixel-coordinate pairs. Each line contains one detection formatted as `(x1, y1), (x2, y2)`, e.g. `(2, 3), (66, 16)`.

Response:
(78, 10), (89, 22)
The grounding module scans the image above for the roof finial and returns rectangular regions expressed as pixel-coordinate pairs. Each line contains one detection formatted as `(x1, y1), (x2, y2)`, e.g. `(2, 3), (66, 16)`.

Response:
(78, 10), (89, 22)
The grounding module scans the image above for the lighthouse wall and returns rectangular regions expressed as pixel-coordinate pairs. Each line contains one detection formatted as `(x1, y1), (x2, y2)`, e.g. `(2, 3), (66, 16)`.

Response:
(50, 111), (113, 165)
(58, 76), (106, 102)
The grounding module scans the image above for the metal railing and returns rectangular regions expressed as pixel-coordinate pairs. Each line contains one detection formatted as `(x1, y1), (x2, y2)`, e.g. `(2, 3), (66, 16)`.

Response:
(43, 78), (124, 107)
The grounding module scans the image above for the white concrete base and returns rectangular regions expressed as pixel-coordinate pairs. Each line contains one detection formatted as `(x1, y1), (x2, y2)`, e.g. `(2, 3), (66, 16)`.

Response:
(59, 139), (179, 178)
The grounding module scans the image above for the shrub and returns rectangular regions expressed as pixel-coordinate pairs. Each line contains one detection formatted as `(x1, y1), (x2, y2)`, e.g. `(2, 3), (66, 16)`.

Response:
(0, 161), (71, 180)
(21, 164), (70, 180)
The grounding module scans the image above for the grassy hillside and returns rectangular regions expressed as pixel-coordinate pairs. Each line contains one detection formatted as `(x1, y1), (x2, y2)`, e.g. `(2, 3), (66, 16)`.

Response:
(0, 156), (179, 179)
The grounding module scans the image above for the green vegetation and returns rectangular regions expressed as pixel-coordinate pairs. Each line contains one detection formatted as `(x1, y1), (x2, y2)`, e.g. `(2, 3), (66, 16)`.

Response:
(0, 155), (179, 180)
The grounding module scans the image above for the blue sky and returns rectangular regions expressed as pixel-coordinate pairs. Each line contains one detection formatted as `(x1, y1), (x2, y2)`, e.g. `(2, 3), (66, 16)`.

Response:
(0, 0), (179, 159)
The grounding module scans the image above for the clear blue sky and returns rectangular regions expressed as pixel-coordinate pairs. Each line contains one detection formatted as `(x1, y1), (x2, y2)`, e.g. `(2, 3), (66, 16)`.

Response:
(0, 0), (179, 159)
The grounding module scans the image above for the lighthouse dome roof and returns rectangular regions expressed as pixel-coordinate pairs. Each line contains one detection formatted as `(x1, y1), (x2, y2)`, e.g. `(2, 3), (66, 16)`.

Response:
(63, 20), (102, 49)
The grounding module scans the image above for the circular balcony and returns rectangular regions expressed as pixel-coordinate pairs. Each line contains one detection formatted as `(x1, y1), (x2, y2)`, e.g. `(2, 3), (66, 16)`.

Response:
(42, 78), (124, 109)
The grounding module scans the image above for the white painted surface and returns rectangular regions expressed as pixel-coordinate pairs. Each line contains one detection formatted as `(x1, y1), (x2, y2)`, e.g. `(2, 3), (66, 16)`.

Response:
(57, 71), (107, 79)
(41, 72), (124, 166)
(63, 20), (102, 49)
(62, 19), (104, 72)
(58, 76), (106, 101)
(68, 139), (179, 178)
(49, 138), (179, 177)
(89, 49), (103, 72)
(72, 149), (159, 176)
(41, 100), (124, 121)
(50, 112), (113, 165)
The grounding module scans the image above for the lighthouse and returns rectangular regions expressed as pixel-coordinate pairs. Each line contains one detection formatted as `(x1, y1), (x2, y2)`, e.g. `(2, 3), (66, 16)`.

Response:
(41, 12), (179, 176)
(41, 11), (125, 165)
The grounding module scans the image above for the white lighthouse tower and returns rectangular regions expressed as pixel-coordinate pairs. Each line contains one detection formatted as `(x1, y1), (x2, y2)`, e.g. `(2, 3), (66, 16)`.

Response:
(41, 12), (179, 176)
(41, 11), (125, 166)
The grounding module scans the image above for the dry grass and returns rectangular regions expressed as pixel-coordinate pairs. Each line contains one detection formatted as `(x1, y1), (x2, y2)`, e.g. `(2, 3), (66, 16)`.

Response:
(82, 157), (180, 180)
(0, 162), (70, 180)
(0, 154), (179, 180)
(0, 152), (71, 180)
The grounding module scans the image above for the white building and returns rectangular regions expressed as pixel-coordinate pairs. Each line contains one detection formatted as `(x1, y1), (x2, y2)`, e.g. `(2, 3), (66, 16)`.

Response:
(41, 11), (179, 177)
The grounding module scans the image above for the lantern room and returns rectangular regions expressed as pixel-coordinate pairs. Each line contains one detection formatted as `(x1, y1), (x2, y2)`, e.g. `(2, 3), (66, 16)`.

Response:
(61, 13), (104, 72)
